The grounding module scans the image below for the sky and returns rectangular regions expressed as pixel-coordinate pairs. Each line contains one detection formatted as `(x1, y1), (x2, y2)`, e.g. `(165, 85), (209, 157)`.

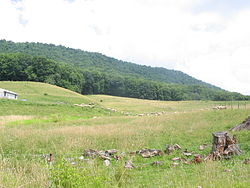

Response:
(1, 0), (250, 95)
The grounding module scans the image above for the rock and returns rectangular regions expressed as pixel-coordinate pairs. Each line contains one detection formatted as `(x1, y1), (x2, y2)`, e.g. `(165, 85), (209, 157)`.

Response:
(183, 161), (192, 165)
(171, 162), (179, 167)
(223, 169), (232, 172)
(104, 160), (111, 166)
(243, 159), (250, 164)
(165, 144), (174, 154)
(172, 157), (181, 161)
(173, 144), (181, 150)
(83, 149), (99, 158)
(84, 149), (118, 160)
(129, 151), (137, 156)
(183, 151), (192, 157)
(138, 149), (163, 158)
(105, 149), (118, 155)
(124, 160), (135, 169)
(193, 154), (203, 163)
(114, 155), (122, 160)
(151, 161), (164, 166)
(231, 116), (250, 131)
(99, 155), (111, 161)
(183, 149), (192, 157)
(199, 144), (207, 150)
(79, 156), (84, 160)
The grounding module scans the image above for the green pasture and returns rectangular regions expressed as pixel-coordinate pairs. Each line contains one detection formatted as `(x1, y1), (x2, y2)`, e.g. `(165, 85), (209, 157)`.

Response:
(0, 81), (249, 188)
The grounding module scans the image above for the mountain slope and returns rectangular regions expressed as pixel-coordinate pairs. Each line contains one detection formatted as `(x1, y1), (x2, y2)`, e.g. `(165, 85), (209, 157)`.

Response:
(0, 40), (216, 88)
(0, 40), (248, 101)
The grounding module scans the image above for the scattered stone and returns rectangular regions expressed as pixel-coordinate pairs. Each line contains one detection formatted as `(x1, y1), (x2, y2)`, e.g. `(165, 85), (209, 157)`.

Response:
(83, 149), (118, 160)
(151, 161), (164, 166)
(183, 161), (192, 165)
(165, 144), (174, 154)
(243, 159), (250, 164)
(193, 154), (203, 163)
(138, 149), (163, 158)
(104, 160), (111, 166)
(99, 155), (111, 161)
(172, 157), (181, 161)
(183, 151), (192, 157)
(223, 169), (232, 172)
(114, 155), (122, 161)
(173, 144), (181, 150)
(197, 186), (203, 188)
(199, 144), (207, 150)
(129, 151), (137, 156)
(105, 149), (118, 155)
(170, 162), (179, 167)
(84, 149), (99, 158)
(71, 161), (76, 165)
(79, 156), (84, 160)
(231, 116), (250, 131)
(124, 160), (135, 169)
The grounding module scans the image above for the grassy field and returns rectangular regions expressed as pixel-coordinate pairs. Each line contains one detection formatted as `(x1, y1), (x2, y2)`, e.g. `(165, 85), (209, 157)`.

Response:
(0, 81), (249, 188)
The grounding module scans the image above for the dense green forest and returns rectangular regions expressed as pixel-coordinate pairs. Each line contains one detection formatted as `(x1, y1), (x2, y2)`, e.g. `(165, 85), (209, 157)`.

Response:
(0, 40), (248, 101)
(0, 40), (216, 87)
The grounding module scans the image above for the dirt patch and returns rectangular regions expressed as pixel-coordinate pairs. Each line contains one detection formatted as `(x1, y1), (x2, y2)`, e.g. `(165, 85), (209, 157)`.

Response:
(0, 115), (34, 125)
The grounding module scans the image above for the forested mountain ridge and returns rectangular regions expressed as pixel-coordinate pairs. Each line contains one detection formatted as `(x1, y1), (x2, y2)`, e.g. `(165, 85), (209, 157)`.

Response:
(0, 40), (248, 101)
(0, 40), (216, 88)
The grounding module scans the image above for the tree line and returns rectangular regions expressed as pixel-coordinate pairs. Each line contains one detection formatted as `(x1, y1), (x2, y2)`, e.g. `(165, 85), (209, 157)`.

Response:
(0, 53), (248, 101)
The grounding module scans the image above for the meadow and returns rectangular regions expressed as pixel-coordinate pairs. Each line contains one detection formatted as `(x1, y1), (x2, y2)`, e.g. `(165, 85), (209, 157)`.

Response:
(0, 81), (249, 188)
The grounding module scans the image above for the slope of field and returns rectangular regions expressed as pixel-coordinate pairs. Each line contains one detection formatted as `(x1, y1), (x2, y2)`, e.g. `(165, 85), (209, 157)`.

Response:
(0, 82), (249, 188)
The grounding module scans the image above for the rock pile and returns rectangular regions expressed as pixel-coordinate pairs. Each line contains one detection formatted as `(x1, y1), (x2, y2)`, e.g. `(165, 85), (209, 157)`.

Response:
(231, 116), (250, 131)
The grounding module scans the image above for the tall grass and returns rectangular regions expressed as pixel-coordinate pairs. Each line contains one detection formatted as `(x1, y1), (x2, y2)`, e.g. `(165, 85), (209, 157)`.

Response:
(0, 82), (249, 187)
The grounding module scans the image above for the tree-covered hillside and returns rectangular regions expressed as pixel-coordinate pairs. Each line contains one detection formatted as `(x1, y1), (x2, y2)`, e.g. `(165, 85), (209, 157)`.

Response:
(0, 40), (216, 88)
(0, 40), (248, 101)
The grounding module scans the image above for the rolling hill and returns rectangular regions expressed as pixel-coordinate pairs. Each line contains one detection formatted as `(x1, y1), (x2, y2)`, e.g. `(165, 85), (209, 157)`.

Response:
(0, 40), (248, 101)
(0, 40), (213, 87)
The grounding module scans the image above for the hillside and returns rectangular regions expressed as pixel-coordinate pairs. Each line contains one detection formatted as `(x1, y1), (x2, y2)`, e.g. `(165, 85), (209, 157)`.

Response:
(0, 40), (248, 101)
(0, 81), (249, 187)
(0, 81), (90, 105)
(0, 81), (111, 118)
(0, 39), (215, 87)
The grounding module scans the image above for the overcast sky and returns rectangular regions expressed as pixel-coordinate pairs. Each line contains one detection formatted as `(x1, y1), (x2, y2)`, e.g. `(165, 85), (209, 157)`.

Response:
(1, 0), (250, 95)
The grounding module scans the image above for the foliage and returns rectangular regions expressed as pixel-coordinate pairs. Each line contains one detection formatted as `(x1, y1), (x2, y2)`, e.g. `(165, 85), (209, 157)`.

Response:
(0, 40), (249, 101)
(0, 53), (84, 93)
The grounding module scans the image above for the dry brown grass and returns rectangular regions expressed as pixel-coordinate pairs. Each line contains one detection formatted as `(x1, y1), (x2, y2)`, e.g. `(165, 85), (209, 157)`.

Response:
(0, 115), (34, 125)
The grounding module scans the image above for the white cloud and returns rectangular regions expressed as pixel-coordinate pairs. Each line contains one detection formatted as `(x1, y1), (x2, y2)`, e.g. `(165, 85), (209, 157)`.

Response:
(1, 0), (250, 94)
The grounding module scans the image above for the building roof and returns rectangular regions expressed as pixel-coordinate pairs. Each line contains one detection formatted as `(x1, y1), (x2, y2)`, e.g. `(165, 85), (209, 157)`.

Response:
(0, 88), (18, 95)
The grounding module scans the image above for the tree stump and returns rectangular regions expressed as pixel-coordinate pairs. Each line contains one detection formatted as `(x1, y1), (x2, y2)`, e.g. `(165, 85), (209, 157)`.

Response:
(207, 131), (242, 160)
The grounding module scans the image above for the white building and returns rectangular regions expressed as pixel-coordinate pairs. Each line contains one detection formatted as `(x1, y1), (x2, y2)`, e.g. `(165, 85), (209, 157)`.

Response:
(0, 88), (18, 100)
